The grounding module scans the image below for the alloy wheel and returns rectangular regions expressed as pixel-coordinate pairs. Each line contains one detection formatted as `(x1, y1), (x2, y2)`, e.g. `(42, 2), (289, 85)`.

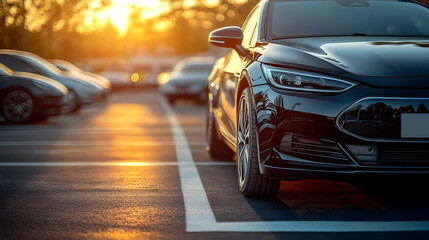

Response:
(2, 90), (33, 123)
(237, 96), (251, 188)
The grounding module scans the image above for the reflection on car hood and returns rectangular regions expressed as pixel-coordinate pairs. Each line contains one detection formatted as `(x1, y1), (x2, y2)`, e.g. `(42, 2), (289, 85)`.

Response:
(12, 71), (68, 94)
(62, 71), (105, 89)
(85, 72), (111, 87)
(260, 37), (429, 78)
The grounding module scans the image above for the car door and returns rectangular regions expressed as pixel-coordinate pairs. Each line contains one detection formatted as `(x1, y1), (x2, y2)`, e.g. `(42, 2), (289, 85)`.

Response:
(216, 6), (261, 143)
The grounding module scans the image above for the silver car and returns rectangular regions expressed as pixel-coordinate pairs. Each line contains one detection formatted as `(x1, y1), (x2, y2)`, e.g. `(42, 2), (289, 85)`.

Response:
(159, 57), (214, 104)
(51, 59), (111, 98)
(0, 50), (104, 112)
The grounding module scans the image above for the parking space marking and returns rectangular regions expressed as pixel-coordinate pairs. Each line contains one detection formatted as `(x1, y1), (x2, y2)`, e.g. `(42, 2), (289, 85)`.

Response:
(0, 162), (235, 167)
(161, 99), (218, 226)
(0, 141), (205, 147)
(161, 99), (429, 233)
(0, 127), (205, 136)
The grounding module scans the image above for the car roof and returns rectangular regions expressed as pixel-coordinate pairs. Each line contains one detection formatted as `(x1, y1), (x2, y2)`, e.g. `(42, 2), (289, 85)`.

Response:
(0, 49), (38, 58)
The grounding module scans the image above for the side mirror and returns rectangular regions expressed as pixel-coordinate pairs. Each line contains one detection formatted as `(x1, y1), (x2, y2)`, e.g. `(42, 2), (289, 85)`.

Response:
(209, 26), (243, 48)
(209, 26), (252, 58)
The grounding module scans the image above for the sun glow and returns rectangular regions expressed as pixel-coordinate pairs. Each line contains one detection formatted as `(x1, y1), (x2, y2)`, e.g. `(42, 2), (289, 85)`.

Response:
(85, 0), (224, 35)
(101, 5), (131, 34)
(89, 0), (169, 35)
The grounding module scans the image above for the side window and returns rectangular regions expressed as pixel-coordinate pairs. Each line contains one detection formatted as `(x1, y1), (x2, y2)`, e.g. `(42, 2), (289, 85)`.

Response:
(241, 6), (261, 48)
(0, 55), (39, 74)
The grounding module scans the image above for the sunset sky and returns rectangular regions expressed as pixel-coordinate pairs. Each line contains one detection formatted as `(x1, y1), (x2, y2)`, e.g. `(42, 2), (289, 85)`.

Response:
(87, 0), (227, 34)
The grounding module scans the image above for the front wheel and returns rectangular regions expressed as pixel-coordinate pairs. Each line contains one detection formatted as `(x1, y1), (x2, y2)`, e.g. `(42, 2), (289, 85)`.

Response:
(1, 89), (35, 123)
(237, 88), (280, 197)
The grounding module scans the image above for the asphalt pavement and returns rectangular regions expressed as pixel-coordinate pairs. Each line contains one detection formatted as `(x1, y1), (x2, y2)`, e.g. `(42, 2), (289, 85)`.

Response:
(1, 90), (429, 240)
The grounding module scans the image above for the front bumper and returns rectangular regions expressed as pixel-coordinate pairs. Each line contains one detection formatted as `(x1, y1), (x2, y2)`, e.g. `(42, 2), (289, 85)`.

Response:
(35, 95), (64, 116)
(79, 91), (104, 105)
(252, 83), (429, 179)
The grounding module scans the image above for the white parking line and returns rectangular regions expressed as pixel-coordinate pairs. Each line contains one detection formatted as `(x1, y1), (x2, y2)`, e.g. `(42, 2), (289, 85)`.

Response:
(0, 141), (205, 147)
(0, 162), (235, 167)
(161, 99), (218, 227)
(0, 127), (205, 136)
(161, 98), (429, 232)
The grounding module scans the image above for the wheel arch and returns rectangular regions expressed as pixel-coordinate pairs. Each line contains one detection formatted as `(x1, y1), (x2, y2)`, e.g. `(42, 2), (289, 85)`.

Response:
(235, 69), (264, 174)
(0, 86), (35, 101)
(235, 69), (252, 117)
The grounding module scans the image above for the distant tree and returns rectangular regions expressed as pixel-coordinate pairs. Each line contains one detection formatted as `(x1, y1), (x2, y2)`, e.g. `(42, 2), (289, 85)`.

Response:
(127, 0), (259, 55)
(0, 0), (110, 59)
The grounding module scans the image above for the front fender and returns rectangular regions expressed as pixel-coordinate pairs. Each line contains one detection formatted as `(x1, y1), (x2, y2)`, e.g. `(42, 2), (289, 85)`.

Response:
(235, 61), (269, 173)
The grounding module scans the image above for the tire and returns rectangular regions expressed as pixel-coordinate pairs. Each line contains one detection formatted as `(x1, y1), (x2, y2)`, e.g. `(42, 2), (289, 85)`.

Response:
(237, 88), (280, 197)
(206, 105), (235, 160)
(1, 89), (35, 123)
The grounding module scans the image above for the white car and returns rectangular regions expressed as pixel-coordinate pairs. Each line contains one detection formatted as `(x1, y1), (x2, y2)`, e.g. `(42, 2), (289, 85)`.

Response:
(51, 59), (111, 98)
(158, 57), (214, 104)
(99, 70), (134, 89)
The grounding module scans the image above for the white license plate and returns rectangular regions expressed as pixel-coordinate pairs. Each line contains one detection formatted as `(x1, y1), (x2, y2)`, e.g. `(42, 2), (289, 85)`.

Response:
(401, 113), (429, 138)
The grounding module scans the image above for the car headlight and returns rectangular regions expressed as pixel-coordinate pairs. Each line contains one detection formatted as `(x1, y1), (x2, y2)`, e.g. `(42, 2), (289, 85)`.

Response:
(158, 73), (170, 85)
(262, 65), (357, 93)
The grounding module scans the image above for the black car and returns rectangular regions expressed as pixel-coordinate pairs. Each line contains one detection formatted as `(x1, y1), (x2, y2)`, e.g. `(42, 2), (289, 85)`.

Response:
(0, 63), (68, 123)
(207, 0), (429, 197)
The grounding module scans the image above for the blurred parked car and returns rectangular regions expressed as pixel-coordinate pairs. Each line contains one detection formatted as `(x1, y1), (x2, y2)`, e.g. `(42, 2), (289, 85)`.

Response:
(99, 68), (134, 89)
(129, 64), (157, 88)
(0, 50), (104, 112)
(158, 57), (214, 104)
(51, 59), (111, 97)
(0, 63), (68, 123)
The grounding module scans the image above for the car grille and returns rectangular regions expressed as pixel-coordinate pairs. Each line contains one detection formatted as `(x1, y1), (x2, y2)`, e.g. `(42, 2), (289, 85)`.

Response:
(373, 145), (429, 167)
(337, 98), (429, 140)
(277, 133), (351, 165)
(43, 96), (62, 106)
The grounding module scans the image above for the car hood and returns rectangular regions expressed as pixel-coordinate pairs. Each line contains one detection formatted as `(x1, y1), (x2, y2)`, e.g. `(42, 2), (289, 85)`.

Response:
(62, 71), (105, 90)
(12, 72), (68, 94)
(85, 72), (111, 87)
(258, 37), (429, 85)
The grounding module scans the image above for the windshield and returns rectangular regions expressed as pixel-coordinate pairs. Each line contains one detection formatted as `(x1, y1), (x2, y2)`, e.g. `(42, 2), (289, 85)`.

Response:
(20, 54), (62, 76)
(268, 0), (429, 40)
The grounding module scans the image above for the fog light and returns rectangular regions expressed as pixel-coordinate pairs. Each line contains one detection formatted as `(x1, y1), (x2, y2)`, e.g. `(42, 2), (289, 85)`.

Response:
(346, 144), (378, 165)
